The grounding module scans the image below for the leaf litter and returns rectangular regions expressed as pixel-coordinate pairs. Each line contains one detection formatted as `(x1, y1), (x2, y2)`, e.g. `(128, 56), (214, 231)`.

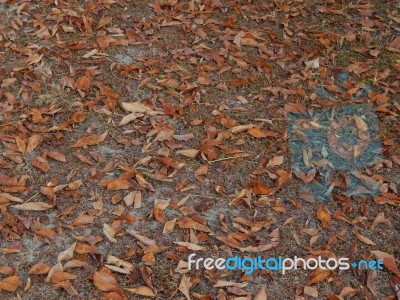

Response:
(0, 0), (399, 299)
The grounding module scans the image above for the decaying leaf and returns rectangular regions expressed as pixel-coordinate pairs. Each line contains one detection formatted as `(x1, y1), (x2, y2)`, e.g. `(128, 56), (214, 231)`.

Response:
(57, 242), (76, 263)
(0, 276), (21, 292)
(355, 233), (376, 245)
(178, 274), (192, 300)
(126, 286), (156, 297)
(13, 202), (53, 211)
(93, 267), (122, 293)
(317, 206), (331, 229)
(307, 268), (332, 285)
(71, 131), (108, 147)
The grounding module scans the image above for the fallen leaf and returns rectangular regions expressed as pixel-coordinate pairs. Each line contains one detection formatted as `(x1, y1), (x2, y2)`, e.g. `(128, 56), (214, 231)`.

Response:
(13, 202), (53, 211)
(121, 102), (163, 115)
(355, 233), (376, 245)
(304, 285), (318, 298)
(248, 127), (267, 138)
(103, 224), (117, 243)
(93, 267), (122, 292)
(57, 242), (76, 263)
(126, 286), (156, 297)
(163, 218), (177, 234)
(0, 276), (21, 292)
(307, 268), (331, 284)
(26, 135), (43, 153)
(317, 206), (331, 229)
(178, 274), (192, 300)
(254, 286), (267, 300)
(371, 251), (399, 274)
(72, 131), (108, 147)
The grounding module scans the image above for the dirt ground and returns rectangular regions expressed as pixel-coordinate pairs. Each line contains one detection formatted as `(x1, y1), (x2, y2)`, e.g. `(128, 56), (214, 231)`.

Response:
(0, 0), (399, 299)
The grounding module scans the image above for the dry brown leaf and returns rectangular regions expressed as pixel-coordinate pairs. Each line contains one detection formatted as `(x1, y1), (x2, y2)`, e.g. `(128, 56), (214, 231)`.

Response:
(26, 135), (43, 153)
(0, 275), (21, 292)
(0, 266), (14, 276)
(93, 267), (121, 292)
(46, 151), (66, 162)
(126, 229), (157, 247)
(71, 213), (95, 227)
(213, 280), (247, 288)
(57, 242), (76, 263)
(13, 202), (53, 211)
(32, 156), (51, 172)
(14, 136), (26, 154)
(317, 206), (331, 229)
(230, 124), (255, 133)
(371, 213), (391, 229)
(267, 155), (284, 167)
(371, 250), (399, 274)
(307, 268), (332, 284)
(243, 242), (278, 252)
(153, 207), (165, 223)
(366, 269), (377, 295)
(248, 128), (267, 138)
(74, 75), (91, 91)
(126, 286), (156, 297)
(119, 112), (143, 126)
(75, 244), (97, 254)
(1, 78), (17, 88)
(0, 193), (23, 203)
(52, 280), (79, 296)
(51, 271), (76, 283)
(103, 224), (117, 243)
(178, 274), (192, 300)
(121, 102), (163, 115)
(254, 287), (267, 300)
(106, 255), (134, 274)
(71, 131), (108, 148)
(176, 149), (199, 158)
(304, 285), (318, 298)
(174, 242), (205, 251)
(355, 233), (376, 245)
(163, 218), (177, 234)
(45, 263), (63, 283)
(176, 218), (212, 233)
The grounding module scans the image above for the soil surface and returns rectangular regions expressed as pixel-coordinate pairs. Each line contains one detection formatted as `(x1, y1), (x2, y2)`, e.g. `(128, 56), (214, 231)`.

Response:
(0, 0), (399, 299)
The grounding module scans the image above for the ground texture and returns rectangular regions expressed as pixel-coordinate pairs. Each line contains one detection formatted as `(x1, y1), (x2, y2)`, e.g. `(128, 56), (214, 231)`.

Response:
(0, 0), (399, 299)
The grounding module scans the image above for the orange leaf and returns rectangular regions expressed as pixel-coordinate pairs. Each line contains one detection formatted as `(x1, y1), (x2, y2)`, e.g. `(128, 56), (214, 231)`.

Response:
(74, 75), (91, 91)
(72, 131), (108, 147)
(35, 227), (56, 239)
(307, 268), (332, 284)
(0, 275), (21, 292)
(248, 128), (267, 138)
(252, 181), (270, 195)
(32, 156), (51, 173)
(26, 135), (43, 153)
(75, 244), (97, 254)
(51, 271), (76, 283)
(317, 206), (331, 229)
(153, 207), (165, 223)
(93, 267), (121, 292)
(29, 263), (51, 275)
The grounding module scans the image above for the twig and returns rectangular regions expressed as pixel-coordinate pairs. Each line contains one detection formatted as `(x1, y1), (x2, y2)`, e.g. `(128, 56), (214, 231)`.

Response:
(22, 192), (40, 204)
(209, 156), (239, 163)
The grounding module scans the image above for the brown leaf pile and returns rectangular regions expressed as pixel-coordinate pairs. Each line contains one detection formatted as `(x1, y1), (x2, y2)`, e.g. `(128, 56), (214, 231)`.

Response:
(0, 0), (399, 299)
